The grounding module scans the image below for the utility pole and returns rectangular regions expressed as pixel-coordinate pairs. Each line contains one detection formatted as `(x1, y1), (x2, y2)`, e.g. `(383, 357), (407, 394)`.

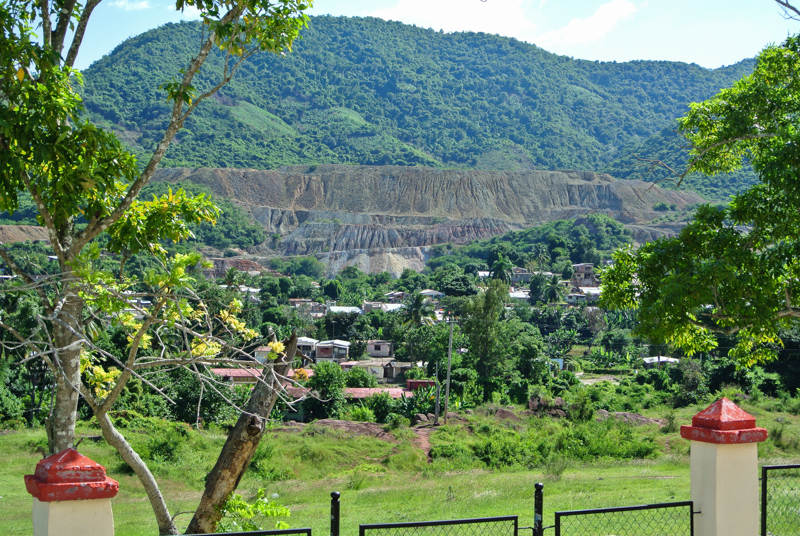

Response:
(443, 312), (454, 425)
(434, 358), (440, 425)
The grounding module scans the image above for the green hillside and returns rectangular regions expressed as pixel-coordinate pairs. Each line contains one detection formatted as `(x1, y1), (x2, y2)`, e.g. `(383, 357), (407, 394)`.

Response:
(80, 16), (757, 198)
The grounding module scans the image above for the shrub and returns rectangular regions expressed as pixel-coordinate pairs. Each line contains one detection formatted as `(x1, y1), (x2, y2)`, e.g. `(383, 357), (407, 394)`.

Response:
(349, 405), (376, 422)
(345, 367), (378, 388)
(403, 367), (429, 380)
(567, 388), (595, 422)
(365, 392), (396, 423)
(383, 413), (410, 430)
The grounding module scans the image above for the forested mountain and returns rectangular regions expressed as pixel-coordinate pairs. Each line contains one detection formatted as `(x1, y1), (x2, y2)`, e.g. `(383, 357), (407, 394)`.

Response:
(80, 16), (757, 200)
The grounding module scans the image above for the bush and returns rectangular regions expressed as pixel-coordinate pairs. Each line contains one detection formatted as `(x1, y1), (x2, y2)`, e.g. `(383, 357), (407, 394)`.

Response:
(349, 405), (376, 422)
(345, 367), (378, 388)
(403, 367), (429, 380)
(383, 412), (410, 430)
(365, 392), (396, 423)
(567, 388), (595, 422)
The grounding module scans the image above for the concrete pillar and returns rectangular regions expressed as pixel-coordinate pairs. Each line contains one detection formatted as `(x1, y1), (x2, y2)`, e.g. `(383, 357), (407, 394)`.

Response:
(680, 397), (767, 536)
(25, 448), (119, 536)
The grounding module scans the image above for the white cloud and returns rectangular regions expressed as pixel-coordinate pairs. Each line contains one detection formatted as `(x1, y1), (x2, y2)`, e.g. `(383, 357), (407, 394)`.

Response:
(369, 0), (537, 41)
(111, 0), (151, 11)
(537, 0), (638, 47)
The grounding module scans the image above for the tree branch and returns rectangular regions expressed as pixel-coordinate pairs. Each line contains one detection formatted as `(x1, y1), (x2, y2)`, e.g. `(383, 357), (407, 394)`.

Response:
(64, 0), (102, 69)
(51, 0), (80, 57)
(75, 5), (246, 250)
(776, 0), (800, 20)
(39, 0), (52, 49)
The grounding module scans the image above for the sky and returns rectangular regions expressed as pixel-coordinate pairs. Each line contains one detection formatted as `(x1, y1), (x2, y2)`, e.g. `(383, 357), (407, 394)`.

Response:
(73, 0), (798, 71)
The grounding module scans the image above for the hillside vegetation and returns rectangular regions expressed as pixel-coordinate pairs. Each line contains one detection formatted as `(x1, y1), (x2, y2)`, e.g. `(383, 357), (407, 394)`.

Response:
(80, 16), (757, 200)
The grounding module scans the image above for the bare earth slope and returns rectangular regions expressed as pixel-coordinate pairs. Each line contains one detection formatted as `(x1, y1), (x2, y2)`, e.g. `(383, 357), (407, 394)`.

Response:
(0, 225), (49, 244)
(154, 165), (704, 275)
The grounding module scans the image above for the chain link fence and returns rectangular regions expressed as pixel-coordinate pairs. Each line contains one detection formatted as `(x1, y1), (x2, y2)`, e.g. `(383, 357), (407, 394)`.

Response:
(360, 516), (520, 536)
(762, 464), (800, 536)
(554, 501), (694, 536)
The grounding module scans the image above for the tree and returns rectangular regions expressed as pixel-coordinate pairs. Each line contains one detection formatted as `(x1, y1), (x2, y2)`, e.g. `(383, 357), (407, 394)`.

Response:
(544, 274), (565, 304)
(529, 272), (548, 304)
(402, 292), (436, 329)
(401, 292), (436, 364)
(602, 31), (800, 366)
(490, 253), (513, 284)
(0, 0), (310, 533)
(305, 361), (345, 420)
(462, 279), (511, 401)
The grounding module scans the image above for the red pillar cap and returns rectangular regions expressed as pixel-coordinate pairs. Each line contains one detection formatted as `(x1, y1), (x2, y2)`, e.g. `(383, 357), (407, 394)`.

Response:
(680, 397), (767, 444)
(25, 448), (119, 502)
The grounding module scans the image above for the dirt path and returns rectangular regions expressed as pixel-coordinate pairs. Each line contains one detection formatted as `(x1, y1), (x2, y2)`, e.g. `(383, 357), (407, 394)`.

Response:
(412, 425), (433, 462)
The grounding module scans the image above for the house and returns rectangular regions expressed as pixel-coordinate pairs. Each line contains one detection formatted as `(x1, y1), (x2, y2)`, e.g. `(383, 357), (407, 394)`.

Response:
(362, 301), (384, 313)
(210, 368), (262, 385)
(643, 356), (679, 369)
(571, 263), (600, 287)
(327, 305), (362, 315)
(314, 339), (351, 361)
(509, 289), (530, 302)
(384, 291), (406, 303)
(290, 299), (327, 318)
(511, 267), (532, 284)
(385, 361), (414, 382)
(296, 337), (319, 358)
(367, 340), (393, 357)
(579, 287), (602, 302)
(419, 289), (444, 299)
(565, 293), (588, 305)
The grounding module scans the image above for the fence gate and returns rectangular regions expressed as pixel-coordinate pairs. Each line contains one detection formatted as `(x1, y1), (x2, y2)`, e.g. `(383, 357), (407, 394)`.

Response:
(360, 515), (520, 536)
(554, 501), (694, 536)
(762, 464), (800, 536)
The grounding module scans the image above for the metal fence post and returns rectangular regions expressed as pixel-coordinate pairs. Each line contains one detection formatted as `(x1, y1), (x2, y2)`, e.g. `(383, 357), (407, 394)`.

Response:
(761, 466), (767, 536)
(534, 482), (544, 536)
(331, 491), (341, 536)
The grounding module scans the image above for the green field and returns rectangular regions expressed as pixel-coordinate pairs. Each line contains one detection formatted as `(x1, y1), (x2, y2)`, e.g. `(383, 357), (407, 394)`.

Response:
(3, 398), (800, 536)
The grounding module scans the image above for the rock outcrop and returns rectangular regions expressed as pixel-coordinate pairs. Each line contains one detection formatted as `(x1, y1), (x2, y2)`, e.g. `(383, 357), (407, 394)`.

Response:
(153, 165), (705, 275)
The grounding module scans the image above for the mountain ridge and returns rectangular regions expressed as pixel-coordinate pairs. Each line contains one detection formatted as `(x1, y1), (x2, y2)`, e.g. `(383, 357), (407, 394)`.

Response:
(80, 16), (757, 199)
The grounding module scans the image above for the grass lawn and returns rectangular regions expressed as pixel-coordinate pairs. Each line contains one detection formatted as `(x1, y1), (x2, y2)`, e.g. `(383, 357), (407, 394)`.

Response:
(3, 398), (800, 536)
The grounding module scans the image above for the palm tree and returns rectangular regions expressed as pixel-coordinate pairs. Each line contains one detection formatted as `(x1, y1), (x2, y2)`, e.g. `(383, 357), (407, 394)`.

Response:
(531, 243), (550, 270)
(403, 291), (436, 328)
(490, 254), (513, 285)
(402, 292), (436, 366)
(545, 274), (565, 303)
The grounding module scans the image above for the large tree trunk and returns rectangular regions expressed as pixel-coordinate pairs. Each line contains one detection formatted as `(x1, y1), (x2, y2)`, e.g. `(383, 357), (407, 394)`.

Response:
(47, 286), (83, 453)
(95, 410), (179, 535)
(185, 334), (297, 534)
